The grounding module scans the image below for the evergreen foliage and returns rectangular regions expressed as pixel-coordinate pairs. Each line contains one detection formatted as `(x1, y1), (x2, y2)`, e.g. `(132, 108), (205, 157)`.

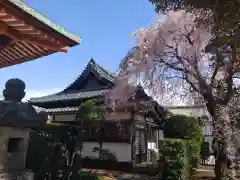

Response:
(157, 139), (189, 180)
(163, 114), (203, 176)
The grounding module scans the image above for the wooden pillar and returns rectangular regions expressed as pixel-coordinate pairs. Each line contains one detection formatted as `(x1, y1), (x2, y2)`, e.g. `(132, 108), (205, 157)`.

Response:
(52, 114), (56, 122)
(144, 114), (148, 162)
(130, 108), (136, 165)
(156, 129), (159, 149)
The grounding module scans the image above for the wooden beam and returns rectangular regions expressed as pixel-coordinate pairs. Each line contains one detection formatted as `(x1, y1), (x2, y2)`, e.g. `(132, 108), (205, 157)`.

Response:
(18, 38), (69, 53)
(5, 27), (69, 52)
(0, 14), (68, 52)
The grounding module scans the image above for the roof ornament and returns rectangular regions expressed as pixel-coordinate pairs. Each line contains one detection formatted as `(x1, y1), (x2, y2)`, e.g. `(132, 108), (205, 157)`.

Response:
(90, 57), (95, 64)
(0, 78), (48, 127)
(3, 78), (26, 102)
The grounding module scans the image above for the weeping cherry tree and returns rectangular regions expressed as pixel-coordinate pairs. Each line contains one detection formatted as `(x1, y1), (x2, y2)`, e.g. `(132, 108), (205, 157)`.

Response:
(110, 10), (240, 180)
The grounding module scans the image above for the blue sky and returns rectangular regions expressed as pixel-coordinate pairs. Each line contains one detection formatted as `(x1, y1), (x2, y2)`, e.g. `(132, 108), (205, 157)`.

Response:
(0, 0), (158, 99)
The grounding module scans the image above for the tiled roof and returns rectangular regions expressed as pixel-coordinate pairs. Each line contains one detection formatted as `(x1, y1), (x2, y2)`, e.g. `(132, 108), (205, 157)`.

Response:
(30, 59), (115, 104)
(45, 107), (79, 113)
(61, 59), (116, 93)
(30, 88), (109, 103)
(32, 106), (78, 113)
(33, 106), (46, 112)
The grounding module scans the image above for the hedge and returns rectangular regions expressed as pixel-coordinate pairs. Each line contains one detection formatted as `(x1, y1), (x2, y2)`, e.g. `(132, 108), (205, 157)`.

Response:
(78, 171), (103, 180)
(164, 114), (203, 140)
(26, 124), (81, 180)
(157, 139), (190, 180)
(163, 114), (203, 176)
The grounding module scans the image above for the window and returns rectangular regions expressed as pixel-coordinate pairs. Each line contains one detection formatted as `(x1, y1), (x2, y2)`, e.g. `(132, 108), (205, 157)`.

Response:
(7, 138), (23, 153)
(203, 125), (213, 136)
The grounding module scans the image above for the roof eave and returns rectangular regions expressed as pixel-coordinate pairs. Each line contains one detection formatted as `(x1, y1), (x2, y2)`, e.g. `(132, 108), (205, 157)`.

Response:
(29, 94), (104, 104)
(4, 0), (81, 46)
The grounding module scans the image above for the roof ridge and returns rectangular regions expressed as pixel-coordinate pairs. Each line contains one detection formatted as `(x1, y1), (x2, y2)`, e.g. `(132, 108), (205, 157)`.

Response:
(89, 58), (116, 79)
(30, 87), (111, 102)
(60, 87), (111, 94)
(29, 88), (110, 103)
(29, 92), (59, 101)
(75, 87), (111, 92)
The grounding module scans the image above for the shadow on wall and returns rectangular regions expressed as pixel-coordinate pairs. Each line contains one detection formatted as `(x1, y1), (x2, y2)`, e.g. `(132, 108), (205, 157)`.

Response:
(82, 147), (134, 172)
(92, 147), (118, 161)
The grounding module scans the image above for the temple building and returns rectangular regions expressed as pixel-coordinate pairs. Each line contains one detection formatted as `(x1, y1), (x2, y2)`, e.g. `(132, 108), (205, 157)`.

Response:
(29, 59), (164, 165)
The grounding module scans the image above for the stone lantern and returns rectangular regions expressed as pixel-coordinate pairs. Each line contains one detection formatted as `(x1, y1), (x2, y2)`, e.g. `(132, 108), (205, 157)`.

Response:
(0, 79), (48, 180)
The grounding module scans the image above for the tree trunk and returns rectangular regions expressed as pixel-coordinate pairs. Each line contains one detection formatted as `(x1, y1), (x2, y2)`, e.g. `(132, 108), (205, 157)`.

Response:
(212, 105), (236, 180)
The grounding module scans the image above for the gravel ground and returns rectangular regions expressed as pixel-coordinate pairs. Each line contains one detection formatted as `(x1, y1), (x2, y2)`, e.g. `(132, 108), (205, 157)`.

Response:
(81, 169), (153, 180)
(83, 166), (240, 180)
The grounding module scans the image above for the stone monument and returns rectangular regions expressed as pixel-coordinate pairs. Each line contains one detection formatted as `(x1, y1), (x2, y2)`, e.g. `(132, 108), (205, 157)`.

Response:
(0, 79), (48, 180)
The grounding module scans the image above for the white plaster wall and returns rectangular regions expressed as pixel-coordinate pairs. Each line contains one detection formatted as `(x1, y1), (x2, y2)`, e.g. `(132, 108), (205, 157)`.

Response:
(81, 142), (100, 158)
(54, 114), (76, 122)
(102, 143), (131, 162)
(167, 106), (206, 117)
(105, 112), (132, 120)
(158, 130), (164, 140)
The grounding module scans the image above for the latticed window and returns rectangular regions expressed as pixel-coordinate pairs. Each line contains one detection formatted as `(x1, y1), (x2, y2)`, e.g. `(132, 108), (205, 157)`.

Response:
(140, 131), (146, 153)
(135, 131), (141, 154)
(135, 131), (146, 154)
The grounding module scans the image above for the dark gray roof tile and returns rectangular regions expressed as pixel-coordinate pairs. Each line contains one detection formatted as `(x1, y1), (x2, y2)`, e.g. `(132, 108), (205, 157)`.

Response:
(29, 59), (115, 104)
(45, 107), (79, 113)
(30, 89), (109, 103)
(61, 59), (116, 93)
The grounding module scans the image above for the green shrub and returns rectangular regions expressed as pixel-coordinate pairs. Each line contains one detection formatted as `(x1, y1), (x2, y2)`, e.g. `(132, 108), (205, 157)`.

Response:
(185, 140), (200, 176)
(164, 114), (202, 140)
(164, 114), (203, 171)
(26, 124), (81, 180)
(157, 139), (190, 180)
(161, 114), (203, 179)
(78, 171), (103, 180)
(93, 147), (118, 161)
